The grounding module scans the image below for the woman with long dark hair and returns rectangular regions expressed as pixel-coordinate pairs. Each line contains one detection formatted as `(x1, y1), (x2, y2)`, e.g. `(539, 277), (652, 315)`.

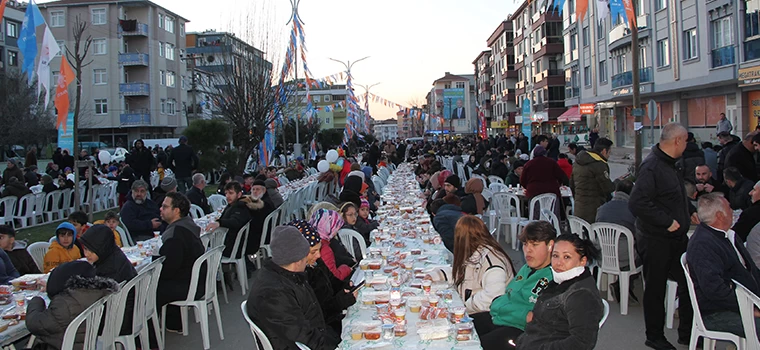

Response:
(428, 215), (514, 316)
(516, 233), (603, 349)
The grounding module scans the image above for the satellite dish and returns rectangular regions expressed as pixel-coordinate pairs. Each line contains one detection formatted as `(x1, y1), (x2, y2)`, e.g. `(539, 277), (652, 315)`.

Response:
(206, 55), (215, 63)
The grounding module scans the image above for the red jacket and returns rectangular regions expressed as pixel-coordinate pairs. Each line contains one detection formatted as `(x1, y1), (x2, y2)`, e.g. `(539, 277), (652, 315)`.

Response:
(557, 158), (573, 179)
(520, 156), (568, 201)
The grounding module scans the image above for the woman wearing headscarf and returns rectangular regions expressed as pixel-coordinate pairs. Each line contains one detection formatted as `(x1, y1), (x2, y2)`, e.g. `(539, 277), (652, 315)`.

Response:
(462, 178), (489, 215)
(287, 220), (356, 333)
(337, 175), (363, 208)
(309, 209), (352, 280)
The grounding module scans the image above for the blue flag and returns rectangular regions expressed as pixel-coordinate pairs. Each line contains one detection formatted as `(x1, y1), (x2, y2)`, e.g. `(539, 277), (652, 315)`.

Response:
(554, 0), (566, 14)
(18, 1), (45, 81)
(610, 0), (626, 26)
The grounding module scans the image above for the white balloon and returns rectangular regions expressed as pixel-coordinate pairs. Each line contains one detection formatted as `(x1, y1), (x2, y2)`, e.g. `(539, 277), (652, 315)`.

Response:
(326, 149), (339, 163)
(317, 160), (330, 173)
(98, 150), (111, 164)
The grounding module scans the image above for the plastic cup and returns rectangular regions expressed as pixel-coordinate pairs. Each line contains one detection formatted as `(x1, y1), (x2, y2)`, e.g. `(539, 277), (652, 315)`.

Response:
(394, 307), (406, 321)
(408, 297), (422, 312)
(428, 295), (439, 307)
(350, 326), (363, 340)
(422, 280), (432, 293)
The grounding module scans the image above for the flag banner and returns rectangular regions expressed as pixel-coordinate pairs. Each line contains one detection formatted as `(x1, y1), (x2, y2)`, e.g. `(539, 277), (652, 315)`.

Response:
(55, 59), (75, 131)
(37, 26), (61, 107)
(622, 0), (636, 27)
(576, 0), (588, 21)
(596, 0), (609, 25)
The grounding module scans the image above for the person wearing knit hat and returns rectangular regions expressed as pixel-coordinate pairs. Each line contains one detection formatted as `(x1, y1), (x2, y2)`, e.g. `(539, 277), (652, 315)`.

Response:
(152, 176), (177, 211)
(286, 220), (321, 267)
(246, 223), (341, 349)
(347, 170), (365, 182)
(444, 174), (466, 198)
(43, 222), (82, 273)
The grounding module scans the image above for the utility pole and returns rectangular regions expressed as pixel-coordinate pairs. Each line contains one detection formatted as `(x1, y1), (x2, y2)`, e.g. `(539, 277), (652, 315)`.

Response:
(357, 82), (380, 135)
(631, 1), (642, 172)
(288, 0), (304, 157)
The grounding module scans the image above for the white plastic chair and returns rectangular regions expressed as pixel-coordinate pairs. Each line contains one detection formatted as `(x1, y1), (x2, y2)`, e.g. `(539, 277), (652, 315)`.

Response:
(43, 191), (62, 222)
(108, 182), (119, 208)
(120, 218), (136, 247)
(13, 194), (36, 228)
(568, 215), (592, 240)
(240, 300), (274, 350)
(527, 193), (557, 221)
(143, 257), (166, 350)
(681, 254), (746, 349)
(255, 209), (280, 268)
(210, 227), (228, 249)
(26, 242), (49, 272)
(489, 183), (508, 194)
(60, 294), (109, 350)
(492, 192), (523, 250)
(665, 279), (678, 329)
(60, 188), (74, 217)
(539, 209), (562, 237)
(29, 184), (43, 194)
(221, 223), (250, 295)
(735, 280), (759, 350)
(162, 246), (225, 350)
(32, 192), (46, 225)
(206, 227), (229, 303)
(208, 194), (227, 212)
(190, 204), (204, 219)
(115, 226), (133, 248)
(296, 342), (311, 350)
(599, 299), (610, 329)
(488, 175), (505, 185)
(338, 228), (367, 260)
(592, 223), (643, 315)
(104, 266), (154, 350)
(0, 197), (17, 229)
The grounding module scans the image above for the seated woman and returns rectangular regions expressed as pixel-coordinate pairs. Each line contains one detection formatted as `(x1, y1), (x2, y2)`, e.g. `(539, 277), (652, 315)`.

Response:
(309, 209), (352, 281)
(461, 178), (489, 215)
(516, 234), (603, 349)
(27, 261), (118, 349)
(428, 216), (514, 316)
(80, 224), (137, 337)
(43, 222), (82, 273)
(288, 220), (356, 333)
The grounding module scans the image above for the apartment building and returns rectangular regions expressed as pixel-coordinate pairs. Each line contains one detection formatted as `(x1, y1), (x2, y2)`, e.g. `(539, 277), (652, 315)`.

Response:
(473, 50), (493, 134)
(374, 118), (398, 141)
(428, 72), (477, 136)
(486, 20), (519, 135)
(292, 84), (353, 130)
(40, 0), (189, 149)
(1, 1), (24, 74)
(513, 1), (566, 136)
(563, 0), (749, 146)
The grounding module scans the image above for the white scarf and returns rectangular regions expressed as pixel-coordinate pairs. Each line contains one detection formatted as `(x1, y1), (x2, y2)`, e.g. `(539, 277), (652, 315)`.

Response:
(551, 266), (586, 284)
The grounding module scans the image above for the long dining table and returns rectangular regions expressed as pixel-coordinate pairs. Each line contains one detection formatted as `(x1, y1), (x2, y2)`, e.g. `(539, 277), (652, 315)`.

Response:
(339, 164), (482, 350)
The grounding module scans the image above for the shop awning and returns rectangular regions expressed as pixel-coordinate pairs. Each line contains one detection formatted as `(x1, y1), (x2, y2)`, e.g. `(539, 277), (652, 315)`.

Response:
(557, 107), (582, 122)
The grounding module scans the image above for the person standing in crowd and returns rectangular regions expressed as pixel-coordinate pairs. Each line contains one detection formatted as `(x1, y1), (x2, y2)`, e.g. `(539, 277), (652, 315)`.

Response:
(247, 225), (340, 350)
(547, 134), (561, 161)
(724, 167), (753, 210)
(725, 131), (759, 183)
(60, 149), (75, 172)
(120, 180), (164, 241)
(557, 154), (573, 179)
(686, 193), (760, 341)
(0, 225), (40, 275)
(520, 145), (568, 215)
(428, 216), (514, 316)
(678, 133), (705, 184)
(567, 143), (586, 157)
(461, 178), (488, 215)
(168, 136), (199, 193)
(52, 148), (63, 169)
(716, 112), (733, 134)
(516, 234), (603, 349)
(702, 142), (719, 180)
(117, 163), (136, 207)
(628, 123), (693, 350)
(589, 128), (599, 148)
(530, 135), (550, 160)
(157, 192), (205, 334)
(186, 173), (211, 215)
(24, 147), (37, 169)
(127, 140), (155, 184)
(368, 140), (381, 171)
(571, 138), (615, 224)
(733, 180), (760, 241)
(716, 131), (739, 185)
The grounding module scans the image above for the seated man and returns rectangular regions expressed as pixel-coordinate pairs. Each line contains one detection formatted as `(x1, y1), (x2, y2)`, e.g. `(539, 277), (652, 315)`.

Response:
(478, 221), (556, 350)
(695, 164), (718, 198)
(0, 225), (40, 275)
(724, 167), (753, 210)
(733, 180), (760, 241)
(206, 181), (252, 258)
(433, 194), (464, 252)
(185, 173), (211, 215)
(686, 193), (760, 340)
(120, 180), (164, 241)
(246, 225), (340, 350)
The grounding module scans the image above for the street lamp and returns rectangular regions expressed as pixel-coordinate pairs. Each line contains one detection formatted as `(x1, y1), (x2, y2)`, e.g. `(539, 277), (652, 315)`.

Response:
(436, 99), (443, 141)
(329, 56), (370, 140)
(357, 82), (380, 135)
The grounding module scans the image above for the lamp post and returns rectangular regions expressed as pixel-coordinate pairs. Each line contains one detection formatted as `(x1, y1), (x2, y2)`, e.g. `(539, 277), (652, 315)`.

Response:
(287, 0), (304, 157)
(357, 82), (380, 136)
(328, 56), (370, 140)
(436, 99), (443, 141)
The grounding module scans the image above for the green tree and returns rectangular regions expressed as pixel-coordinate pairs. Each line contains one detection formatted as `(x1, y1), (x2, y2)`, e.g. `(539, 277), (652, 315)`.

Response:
(318, 129), (344, 151)
(183, 119), (230, 172)
(0, 72), (54, 160)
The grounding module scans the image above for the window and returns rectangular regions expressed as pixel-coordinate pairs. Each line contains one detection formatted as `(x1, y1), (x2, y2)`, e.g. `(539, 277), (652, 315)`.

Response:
(52, 71), (60, 84)
(313, 95), (321, 103)
(158, 42), (164, 57)
(50, 11), (65, 27)
(712, 17), (733, 49)
(56, 40), (65, 57)
(683, 28), (698, 59)
(444, 83), (451, 89)
(617, 54), (627, 73)
(597, 22), (605, 39)
(325, 117), (331, 124)
(160, 70), (166, 86)
(6, 22), (17, 38)
(167, 99), (176, 115)
(583, 65), (591, 86)
(599, 60), (607, 83)
(582, 26), (589, 47)
(93, 69), (107, 85)
(94, 99), (107, 115)
(456, 82), (465, 88)
(568, 0), (575, 15)
(7, 51), (18, 66)
(166, 71), (176, 87)
(655, 0), (666, 11)
(324, 95), (331, 102)
(165, 17), (175, 33)
(657, 39), (670, 67)
(93, 39), (106, 55)
(639, 47), (647, 68)
(165, 43), (174, 60)
(180, 23), (185, 37)
(158, 14), (164, 28)
(570, 33), (577, 50)
(91, 8), (106, 25)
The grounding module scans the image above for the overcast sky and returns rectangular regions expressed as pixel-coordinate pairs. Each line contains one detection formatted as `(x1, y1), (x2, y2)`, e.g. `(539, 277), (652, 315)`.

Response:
(41, 0), (520, 120)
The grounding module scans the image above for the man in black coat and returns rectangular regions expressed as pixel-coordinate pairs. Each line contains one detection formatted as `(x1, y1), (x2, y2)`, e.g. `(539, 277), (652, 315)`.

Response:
(247, 225), (340, 350)
(686, 193), (760, 340)
(186, 173), (211, 215)
(127, 140), (155, 184)
(716, 132), (740, 185)
(168, 136), (199, 193)
(120, 180), (164, 241)
(367, 140), (381, 171)
(628, 123), (694, 349)
(724, 167), (753, 210)
(725, 131), (758, 183)
(732, 180), (760, 241)
(677, 133), (705, 184)
(490, 155), (510, 181)
(207, 181), (252, 258)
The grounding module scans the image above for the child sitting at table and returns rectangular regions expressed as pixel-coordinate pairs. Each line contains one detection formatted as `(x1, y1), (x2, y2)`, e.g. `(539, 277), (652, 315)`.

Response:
(92, 211), (124, 247)
(352, 199), (379, 246)
(43, 222), (82, 273)
(27, 261), (119, 350)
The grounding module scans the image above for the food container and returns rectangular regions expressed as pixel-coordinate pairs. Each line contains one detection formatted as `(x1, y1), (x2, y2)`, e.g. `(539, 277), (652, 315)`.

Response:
(359, 260), (370, 270)
(350, 326), (363, 340)
(361, 294), (375, 306)
(422, 280), (432, 293)
(381, 324), (395, 340)
(376, 303), (389, 314)
(394, 323), (407, 337)
(428, 295), (440, 308)
(451, 307), (466, 323)
(394, 307), (406, 322)
(363, 328), (381, 340)
(411, 248), (422, 255)
(456, 318), (474, 341)
(375, 293), (390, 305)
(408, 297), (422, 313)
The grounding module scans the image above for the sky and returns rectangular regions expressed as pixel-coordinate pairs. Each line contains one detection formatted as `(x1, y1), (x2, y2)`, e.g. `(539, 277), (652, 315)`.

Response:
(42, 0), (521, 120)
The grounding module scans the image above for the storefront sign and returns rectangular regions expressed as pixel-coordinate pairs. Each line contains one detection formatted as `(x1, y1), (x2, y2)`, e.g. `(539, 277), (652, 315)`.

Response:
(490, 120), (510, 128)
(748, 91), (760, 128)
(579, 104), (595, 115)
(739, 66), (760, 87)
(514, 115), (523, 124)
(612, 85), (648, 97)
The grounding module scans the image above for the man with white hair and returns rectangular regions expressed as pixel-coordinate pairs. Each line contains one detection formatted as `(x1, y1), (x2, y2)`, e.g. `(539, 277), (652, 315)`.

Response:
(629, 123), (694, 349)
(686, 193), (760, 341)
(185, 173), (211, 215)
(732, 180), (760, 241)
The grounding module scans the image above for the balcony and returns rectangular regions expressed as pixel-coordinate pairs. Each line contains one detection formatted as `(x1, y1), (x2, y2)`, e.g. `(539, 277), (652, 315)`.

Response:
(608, 14), (651, 51)
(187, 45), (232, 55)
(118, 53), (149, 66)
(118, 22), (148, 37)
(611, 67), (653, 89)
(711, 46), (735, 68)
(119, 83), (150, 96)
(120, 111), (151, 126)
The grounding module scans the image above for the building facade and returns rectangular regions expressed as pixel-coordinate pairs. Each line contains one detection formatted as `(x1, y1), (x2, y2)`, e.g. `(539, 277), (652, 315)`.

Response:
(1, 1), (24, 75)
(473, 50), (493, 134)
(374, 118), (398, 141)
(40, 0), (189, 149)
(486, 20), (519, 135)
(563, 0), (752, 146)
(428, 72), (477, 136)
(291, 84), (354, 130)
(513, 1), (566, 135)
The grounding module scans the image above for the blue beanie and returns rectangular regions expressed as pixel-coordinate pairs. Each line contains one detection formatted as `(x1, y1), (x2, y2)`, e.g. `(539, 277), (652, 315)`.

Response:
(55, 222), (77, 247)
